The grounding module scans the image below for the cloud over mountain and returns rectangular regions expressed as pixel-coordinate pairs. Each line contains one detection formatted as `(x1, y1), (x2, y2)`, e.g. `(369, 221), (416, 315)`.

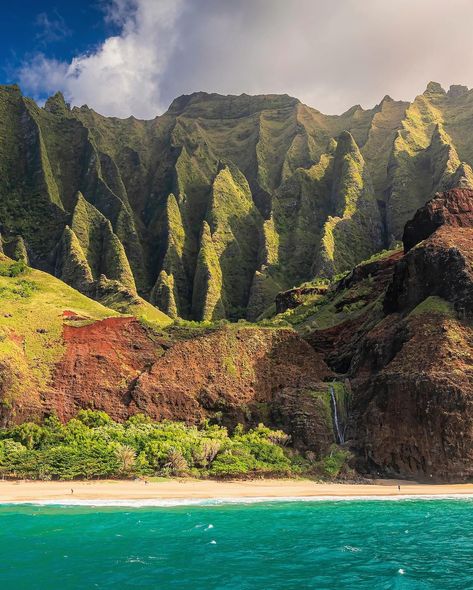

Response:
(18, 0), (473, 118)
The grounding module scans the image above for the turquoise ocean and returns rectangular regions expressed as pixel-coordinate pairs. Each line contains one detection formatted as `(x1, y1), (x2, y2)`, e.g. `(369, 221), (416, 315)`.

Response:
(1, 498), (472, 589)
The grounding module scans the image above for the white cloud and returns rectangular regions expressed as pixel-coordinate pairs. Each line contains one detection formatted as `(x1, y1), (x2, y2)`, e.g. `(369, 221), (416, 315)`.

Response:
(17, 0), (473, 118)
(20, 0), (185, 118)
(18, 55), (69, 96)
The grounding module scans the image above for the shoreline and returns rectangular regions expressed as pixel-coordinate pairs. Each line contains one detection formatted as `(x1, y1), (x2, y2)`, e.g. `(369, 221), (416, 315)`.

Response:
(2, 478), (473, 506)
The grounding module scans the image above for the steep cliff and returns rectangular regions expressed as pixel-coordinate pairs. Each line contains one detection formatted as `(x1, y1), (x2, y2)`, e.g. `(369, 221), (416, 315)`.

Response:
(2, 83), (473, 319)
(1, 189), (472, 478)
(291, 189), (473, 481)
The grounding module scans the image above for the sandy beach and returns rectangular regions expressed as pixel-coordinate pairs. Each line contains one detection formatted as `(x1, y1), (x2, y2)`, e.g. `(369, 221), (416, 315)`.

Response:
(1, 478), (473, 504)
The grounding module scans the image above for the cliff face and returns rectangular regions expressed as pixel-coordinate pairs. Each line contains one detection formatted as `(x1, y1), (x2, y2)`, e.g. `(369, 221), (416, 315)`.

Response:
(0, 253), (335, 455)
(6, 317), (336, 457)
(2, 83), (473, 320)
(298, 189), (473, 481)
(1, 190), (472, 479)
(53, 322), (334, 452)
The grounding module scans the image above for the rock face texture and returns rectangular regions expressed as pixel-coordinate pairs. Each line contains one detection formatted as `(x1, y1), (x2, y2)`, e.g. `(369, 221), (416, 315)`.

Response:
(403, 188), (473, 252)
(0, 254), (335, 455)
(387, 189), (473, 315)
(49, 323), (336, 455)
(2, 83), (473, 320)
(302, 189), (473, 481)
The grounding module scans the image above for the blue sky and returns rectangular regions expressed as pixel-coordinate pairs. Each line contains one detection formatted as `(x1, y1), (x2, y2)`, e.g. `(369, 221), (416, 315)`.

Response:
(1, 2), (115, 81)
(2, 0), (473, 119)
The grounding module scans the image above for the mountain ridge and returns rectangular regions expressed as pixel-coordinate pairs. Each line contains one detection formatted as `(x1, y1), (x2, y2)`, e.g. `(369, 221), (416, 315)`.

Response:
(1, 81), (473, 320)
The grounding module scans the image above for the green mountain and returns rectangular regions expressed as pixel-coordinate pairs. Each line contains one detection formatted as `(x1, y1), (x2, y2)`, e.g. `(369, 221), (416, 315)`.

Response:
(1, 82), (473, 320)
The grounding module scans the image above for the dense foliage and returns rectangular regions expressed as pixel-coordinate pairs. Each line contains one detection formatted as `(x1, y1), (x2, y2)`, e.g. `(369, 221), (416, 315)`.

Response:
(0, 412), (308, 480)
(4, 84), (467, 323)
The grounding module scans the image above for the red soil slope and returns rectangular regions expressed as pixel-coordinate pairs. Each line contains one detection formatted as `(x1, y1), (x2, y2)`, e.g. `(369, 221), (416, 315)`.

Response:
(49, 322), (334, 453)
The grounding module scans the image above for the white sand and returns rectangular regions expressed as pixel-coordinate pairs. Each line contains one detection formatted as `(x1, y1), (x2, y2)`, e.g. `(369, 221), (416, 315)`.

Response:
(1, 478), (473, 505)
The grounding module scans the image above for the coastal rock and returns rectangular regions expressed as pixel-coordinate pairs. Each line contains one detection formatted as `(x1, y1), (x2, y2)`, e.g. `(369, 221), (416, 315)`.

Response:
(351, 311), (473, 481)
(51, 322), (333, 453)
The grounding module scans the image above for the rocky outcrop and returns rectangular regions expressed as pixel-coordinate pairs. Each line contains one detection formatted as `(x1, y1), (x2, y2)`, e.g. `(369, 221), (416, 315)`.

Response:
(385, 226), (473, 316)
(351, 312), (473, 481)
(305, 251), (402, 373)
(403, 188), (473, 251)
(51, 322), (334, 453)
(301, 188), (473, 481)
(386, 189), (473, 315)
(275, 285), (328, 314)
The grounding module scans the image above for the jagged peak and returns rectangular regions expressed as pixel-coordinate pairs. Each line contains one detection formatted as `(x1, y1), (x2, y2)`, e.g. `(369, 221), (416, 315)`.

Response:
(447, 84), (469, 98)
(44, 91), (70, 115)
(165, 192), (184, 228)
(200, 219), (212, 240)
(71, 191), (108, 228)
(166, 191), (179, 206)
(335, 130), (361, 158)
(341, 104), (363, 117)
(214, 162), (254, 208)
(428, 123), (461, 165)
(424, 81), (446, 96)
(73, 191), (86, 205)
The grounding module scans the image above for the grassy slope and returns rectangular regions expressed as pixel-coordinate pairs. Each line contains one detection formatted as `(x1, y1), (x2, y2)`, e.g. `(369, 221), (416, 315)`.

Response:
(0, 256), (119, 410)
(97, 285), (172, 328)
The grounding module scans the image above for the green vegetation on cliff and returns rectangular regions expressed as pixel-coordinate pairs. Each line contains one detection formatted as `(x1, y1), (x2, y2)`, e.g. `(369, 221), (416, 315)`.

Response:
(1, 82), (473, 320)
(150, 193), (189, 318)
(192, 222), (225, 321)
(0, 255), (119, 416)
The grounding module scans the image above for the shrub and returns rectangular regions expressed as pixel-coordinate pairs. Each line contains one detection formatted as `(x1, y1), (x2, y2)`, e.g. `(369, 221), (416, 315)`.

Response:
(115, 445), (136, 475)
(209, 449), (257, 477)
(165, 448), (189, 476)
(0, 413), (348, 481)
(77, 410), (113, 428)
(315, 445), (352, 478)
(0, 260), (27, 277)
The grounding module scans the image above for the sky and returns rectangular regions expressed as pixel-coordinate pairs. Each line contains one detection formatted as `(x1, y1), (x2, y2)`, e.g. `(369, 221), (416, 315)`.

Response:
(2, 0), (473, 119)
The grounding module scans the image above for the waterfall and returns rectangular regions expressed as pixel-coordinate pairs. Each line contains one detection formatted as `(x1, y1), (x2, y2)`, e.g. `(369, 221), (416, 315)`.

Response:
(329, 384), (345, 444)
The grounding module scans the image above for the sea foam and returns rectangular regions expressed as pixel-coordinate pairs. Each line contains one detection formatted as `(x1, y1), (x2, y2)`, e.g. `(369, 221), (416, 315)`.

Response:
(3, 493), (473, 508)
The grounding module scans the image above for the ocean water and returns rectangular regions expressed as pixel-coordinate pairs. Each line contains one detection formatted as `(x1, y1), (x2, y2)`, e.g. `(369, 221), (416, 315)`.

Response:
(1, 498), (472, 589)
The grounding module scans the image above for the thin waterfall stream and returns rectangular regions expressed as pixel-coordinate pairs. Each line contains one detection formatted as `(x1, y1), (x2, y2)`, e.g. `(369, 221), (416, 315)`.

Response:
(329, 383), (345, 444)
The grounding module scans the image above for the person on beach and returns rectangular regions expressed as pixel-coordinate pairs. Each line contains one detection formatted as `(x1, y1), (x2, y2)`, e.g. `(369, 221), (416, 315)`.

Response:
(71, 489), (74, 495)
